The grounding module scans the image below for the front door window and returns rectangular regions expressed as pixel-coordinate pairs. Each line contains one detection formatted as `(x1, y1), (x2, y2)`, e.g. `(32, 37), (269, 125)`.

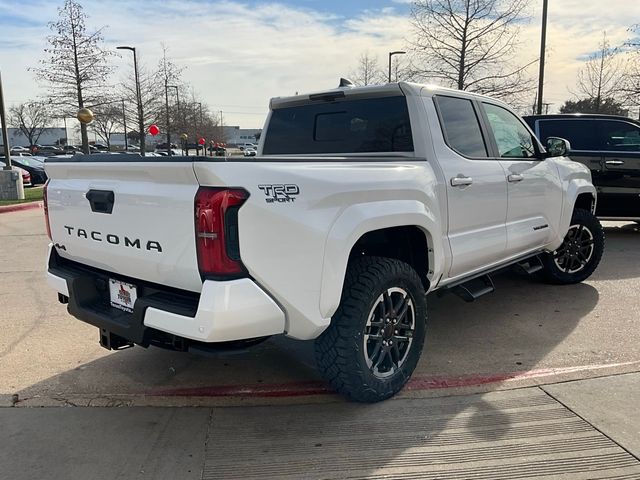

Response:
(484, 103), (536, 158)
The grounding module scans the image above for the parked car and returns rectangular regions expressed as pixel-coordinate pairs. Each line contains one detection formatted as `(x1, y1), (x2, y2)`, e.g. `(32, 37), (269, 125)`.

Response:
(44, 81), (603, 402)
(238, 143), (257, 151)
(0, 160), (31, 186)
(209, 146), (227, 157)
(62, 145), (81, 154)
(92, 143), (109, 151)
(34, 145), (64, 157)
(524, 114), (640, 220)
(243, 147), (257, 157)
(155, 142), (178, 151)
(155, 149), (182, 156)
(3, 156), (48, 185)
(9, 146), (30, 153)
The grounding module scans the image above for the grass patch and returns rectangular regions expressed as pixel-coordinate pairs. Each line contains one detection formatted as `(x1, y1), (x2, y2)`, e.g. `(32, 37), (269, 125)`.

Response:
(0, 186), (44, 206)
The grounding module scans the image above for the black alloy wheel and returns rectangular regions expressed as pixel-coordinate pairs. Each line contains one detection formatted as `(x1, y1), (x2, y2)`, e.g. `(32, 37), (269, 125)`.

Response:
(540, 208), (604, 284)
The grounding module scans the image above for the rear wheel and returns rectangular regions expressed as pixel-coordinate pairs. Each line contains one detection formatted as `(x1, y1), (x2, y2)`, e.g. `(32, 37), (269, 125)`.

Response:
(315, 257), (427, 402)
(540, 208), (604, 284)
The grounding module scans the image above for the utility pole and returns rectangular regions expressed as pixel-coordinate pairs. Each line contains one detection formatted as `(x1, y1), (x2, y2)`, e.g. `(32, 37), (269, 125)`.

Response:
(536, 0), (548, 115)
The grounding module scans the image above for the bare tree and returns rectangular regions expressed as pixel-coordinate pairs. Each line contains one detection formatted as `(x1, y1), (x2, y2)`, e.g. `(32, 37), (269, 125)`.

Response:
(120, 65), (163, 144)
(154, 46), (187, 150)
(349, 52), (385, 86)
(177, 90), (221, 154)
(409, 0), (535, 99)
(32, 0), (113, 154)
(574, 32), (625, 113)
(9, 102), (51, 147)
(621, 25), (640, 118)
(91, 104), (122, 149)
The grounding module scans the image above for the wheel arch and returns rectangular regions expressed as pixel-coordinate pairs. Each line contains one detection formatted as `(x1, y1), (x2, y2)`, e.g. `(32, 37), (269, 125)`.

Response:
(574, 191), (596, 214)
(319, 200), (443, 319)
(551, 180), (597, 251)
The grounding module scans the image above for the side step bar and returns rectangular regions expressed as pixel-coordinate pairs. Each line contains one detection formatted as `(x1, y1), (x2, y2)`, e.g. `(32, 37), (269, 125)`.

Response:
(515, 256), (544, 275)
(438, 252), (546, 303)
(451, 275), (495, 302)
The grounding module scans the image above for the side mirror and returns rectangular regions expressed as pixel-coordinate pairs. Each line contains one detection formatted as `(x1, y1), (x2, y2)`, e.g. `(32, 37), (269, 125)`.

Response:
(545, 137), (571, 158)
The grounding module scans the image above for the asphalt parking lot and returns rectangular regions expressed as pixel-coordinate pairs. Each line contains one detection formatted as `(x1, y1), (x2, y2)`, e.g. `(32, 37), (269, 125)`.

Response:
(1, 207), (639, 407)
(1, 207), (640, 479)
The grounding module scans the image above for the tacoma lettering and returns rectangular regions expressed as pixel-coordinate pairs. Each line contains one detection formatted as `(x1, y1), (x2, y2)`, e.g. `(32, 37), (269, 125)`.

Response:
(63, 226), (162, 252)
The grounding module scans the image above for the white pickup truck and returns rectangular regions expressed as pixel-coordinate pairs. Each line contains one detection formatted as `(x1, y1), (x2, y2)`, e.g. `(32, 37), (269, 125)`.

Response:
(44, 82), (604, 402)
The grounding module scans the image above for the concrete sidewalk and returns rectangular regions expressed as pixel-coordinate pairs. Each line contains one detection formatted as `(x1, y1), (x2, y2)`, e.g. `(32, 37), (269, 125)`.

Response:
(1, 373), (639, 480)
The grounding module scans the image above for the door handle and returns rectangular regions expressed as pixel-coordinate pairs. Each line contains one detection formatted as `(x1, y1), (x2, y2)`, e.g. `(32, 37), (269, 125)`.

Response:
(605, 160), (625, 165)
(450, 176), (473, 187)
(507, 174), (524, 183)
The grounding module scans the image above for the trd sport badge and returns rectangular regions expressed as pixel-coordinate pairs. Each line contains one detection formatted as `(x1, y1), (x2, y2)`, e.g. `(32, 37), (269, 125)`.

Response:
(258, 184), (300, 204)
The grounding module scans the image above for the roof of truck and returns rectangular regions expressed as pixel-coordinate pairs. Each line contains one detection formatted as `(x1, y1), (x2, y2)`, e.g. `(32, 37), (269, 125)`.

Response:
(269, 81), (510, 110)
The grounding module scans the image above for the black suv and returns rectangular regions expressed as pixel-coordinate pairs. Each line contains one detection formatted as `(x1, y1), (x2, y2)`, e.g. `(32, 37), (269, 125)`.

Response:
(524, 114), (640, 220)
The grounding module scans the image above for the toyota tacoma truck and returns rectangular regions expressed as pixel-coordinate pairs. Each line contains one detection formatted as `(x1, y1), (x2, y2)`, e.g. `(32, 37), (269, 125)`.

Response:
(44, 82), (604, 402)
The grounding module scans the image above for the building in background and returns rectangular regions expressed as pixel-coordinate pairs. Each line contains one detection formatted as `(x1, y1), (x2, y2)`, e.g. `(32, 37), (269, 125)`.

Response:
(0, 127), (67, 147)
(222, 126), (262, 146)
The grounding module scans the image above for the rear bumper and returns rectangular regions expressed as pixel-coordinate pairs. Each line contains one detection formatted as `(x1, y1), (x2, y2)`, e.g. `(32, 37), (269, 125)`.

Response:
(46, 245), (286, 345)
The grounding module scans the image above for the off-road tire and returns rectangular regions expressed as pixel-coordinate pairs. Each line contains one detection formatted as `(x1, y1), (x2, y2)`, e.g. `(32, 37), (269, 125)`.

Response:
(540, 208), (604, 284)
(315, 256), (427, 403)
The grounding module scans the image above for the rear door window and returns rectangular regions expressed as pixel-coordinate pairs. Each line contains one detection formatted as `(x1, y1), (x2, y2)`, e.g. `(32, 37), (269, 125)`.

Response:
(435, 96), (488, 158)
(596, 120), (640, 152)
(538, 120), (599, 151)
(262, 96), (414, 155)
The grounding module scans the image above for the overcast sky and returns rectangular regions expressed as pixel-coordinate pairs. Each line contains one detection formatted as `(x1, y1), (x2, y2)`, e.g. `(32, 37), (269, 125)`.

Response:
(0, 0), (638, 129)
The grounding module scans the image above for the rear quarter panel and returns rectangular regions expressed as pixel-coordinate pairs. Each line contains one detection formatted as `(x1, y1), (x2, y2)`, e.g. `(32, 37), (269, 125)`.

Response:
(193, 160), (442, 340)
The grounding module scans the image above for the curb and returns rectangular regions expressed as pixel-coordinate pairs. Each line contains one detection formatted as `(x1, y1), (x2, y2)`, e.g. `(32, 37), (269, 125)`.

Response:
(0, 202), (43, 214)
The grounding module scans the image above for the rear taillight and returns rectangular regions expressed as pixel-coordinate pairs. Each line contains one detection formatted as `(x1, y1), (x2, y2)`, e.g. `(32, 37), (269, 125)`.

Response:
(43, 180), (52, 240)
(195, 188), (249, 278)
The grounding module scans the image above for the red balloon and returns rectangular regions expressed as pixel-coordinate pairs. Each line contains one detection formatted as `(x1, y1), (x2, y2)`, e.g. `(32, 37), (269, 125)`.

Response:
(148, 124), (160, 136)
(198, 137), (206, 145)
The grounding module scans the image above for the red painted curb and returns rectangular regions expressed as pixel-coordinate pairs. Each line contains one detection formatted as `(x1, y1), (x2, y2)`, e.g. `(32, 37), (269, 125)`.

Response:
(0, 202), (42, 214)
(151, 373), (519, 398)
(151, 361), (640, 399)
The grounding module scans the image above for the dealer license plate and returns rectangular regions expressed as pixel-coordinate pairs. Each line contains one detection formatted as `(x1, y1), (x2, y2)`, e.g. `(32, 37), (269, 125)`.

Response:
(109, 278), (138, 313)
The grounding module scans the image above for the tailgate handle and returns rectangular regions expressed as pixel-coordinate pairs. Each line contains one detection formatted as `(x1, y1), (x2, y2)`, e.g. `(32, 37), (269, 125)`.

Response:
(86, 190), (115, 214)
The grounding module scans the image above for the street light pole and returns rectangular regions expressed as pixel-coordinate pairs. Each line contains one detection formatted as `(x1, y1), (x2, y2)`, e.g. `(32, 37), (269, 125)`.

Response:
(164, 81), (172, 156)
(536, 0), (548, 115)
(0, 72), (11, 169)
(388, 51), (406, 83)
(197, 102), (203, 131)
(196, 102), (203, 155)
(167, 85), (180, 153)
(168, 86), (180, 117)
(117, 46), (145, 156)
(121, 100), (128, 151)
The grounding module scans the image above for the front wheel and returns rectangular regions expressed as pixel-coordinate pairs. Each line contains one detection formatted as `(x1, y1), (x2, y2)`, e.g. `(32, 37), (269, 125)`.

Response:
(315, 257), (427, 403)
(540, 208), (604, 284)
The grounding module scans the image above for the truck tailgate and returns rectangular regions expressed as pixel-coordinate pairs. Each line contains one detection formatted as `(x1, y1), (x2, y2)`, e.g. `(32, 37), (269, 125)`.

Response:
(45, 161), (203, 292)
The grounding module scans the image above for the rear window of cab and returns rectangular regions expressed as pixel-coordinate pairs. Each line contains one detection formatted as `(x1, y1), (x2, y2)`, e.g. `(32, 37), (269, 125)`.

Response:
(263, 96), (414, 155)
